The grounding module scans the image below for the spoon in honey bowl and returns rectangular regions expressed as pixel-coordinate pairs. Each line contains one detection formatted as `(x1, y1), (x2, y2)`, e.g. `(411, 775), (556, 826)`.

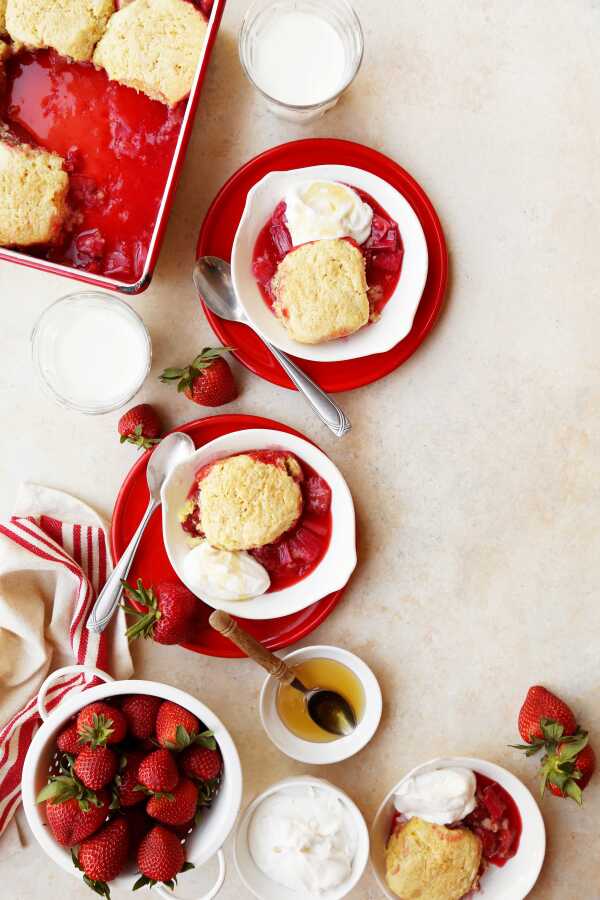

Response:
(193, 257), (351, 438)
(209, 610), (357, 737)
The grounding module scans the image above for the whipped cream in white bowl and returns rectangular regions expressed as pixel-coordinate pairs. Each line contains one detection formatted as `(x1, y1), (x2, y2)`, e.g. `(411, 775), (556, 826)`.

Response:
(161, 427), (356, 620)
(231, 163), (429, 362)
(370, 757), (546, 900)
(234, 776), (369, 900)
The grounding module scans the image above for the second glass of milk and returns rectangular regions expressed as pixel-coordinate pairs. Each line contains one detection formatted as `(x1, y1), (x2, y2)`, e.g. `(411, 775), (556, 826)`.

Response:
(32, 292), (151, 414)
(239, 0), (364, 122)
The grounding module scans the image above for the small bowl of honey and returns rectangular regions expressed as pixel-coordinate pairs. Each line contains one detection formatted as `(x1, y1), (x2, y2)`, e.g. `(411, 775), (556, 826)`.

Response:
(259, 644), (382, 764)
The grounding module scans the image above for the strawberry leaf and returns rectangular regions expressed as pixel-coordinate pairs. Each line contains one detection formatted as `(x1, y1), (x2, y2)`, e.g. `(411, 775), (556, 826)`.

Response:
(133, 875), (152, 891)
(83, 875), (111, 898)
(180, 862), (195, 873)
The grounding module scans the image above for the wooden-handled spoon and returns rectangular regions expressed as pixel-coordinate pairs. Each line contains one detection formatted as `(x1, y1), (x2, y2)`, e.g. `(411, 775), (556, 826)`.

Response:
(209, 611), (356, 737)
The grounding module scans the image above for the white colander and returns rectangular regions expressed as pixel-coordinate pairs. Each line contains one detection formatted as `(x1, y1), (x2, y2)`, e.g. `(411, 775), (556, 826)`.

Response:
(21, 665), (243, 899)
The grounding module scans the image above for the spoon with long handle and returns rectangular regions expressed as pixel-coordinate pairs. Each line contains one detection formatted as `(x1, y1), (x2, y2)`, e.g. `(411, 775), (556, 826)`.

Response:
(87, 432), (196, 634)
(209, 610), (356, 736)
(193, 257), (351, 438)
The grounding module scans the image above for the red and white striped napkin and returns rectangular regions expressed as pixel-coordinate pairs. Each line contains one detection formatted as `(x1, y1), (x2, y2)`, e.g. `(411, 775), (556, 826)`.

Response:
(0, 483), (133, 853)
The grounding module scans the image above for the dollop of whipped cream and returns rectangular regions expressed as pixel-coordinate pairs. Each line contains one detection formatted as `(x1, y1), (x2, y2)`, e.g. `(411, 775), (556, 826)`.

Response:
(182, 541), (270, 602)
(394, 768), (477, 826)
(248, 785), (357, 894)
(284, 180), (373, 247)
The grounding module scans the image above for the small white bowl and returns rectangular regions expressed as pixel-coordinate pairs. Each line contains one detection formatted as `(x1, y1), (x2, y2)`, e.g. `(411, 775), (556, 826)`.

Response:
(22, 665), (243, 899)
(161, 428), (357, 620)
(259, 645), (382, 764)
(234, 776), (370, 900)
(231, 164), (429, 362)
(370, 756), (546, 900)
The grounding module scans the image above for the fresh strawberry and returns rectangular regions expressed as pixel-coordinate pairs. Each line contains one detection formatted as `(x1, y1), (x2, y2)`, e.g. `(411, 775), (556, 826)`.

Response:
(147, 777), (198, 825)
(120, 694), (162, 740)
(118, 404), (161, 451)
(73, 817), (129, 897)
(77, 702), (128, 747)
(155, 701), (215, 751)
(75, 746), (119, 791)
(159, 347), (237, 407)
(41, 788), (110, 847)
(515, 686), (577, 750)
(121, 580), (198, 646)
(57, 722), (84, 756)
(137, 749), (179, 794)
(121, 805), (151, 857)
(181, 745), (221, 782)
(114, 752), (145, 808)
(542, 737), (596, 805)
(135, 825), (192, 889)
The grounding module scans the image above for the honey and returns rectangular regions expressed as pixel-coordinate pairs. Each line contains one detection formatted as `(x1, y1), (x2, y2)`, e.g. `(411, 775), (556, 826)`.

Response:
(276, 657), (365, 743)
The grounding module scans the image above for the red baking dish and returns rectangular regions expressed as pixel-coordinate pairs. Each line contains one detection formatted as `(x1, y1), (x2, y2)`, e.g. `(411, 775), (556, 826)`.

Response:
(0, 0), (226, 294)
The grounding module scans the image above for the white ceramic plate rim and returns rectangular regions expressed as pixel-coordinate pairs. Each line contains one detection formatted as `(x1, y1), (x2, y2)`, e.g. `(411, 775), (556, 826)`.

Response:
(233, 775), (370, 900)
(161, 428), (357, 620)
(21, 679), (243, 891)
(370, 756), (546, 900)
(231, 164), (429, 362)
(259, 645), (382, 764)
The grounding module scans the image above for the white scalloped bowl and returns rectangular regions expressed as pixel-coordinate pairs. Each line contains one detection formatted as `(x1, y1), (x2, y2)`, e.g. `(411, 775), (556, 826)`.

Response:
(231, 164), (429, 362)
(161, 428), (357, 620)
(21, 667), (243, 899)
(370, 756), (546, 900)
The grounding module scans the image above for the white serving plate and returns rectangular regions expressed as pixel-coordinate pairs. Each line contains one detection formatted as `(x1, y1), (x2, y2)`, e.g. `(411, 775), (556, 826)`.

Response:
(161, 428), (357, 620)
(370, 756), (546, 900)
(231, 164), (429, 362)
(234, 775), (370, 900)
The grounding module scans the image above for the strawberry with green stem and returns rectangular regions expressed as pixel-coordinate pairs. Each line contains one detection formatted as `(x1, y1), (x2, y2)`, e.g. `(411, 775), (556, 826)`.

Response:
(121, 579), (198, 646)
(159, 347), (237, 408)
(134, 825), (193, 891)
(37, 755), (110, 846)
(118, 404), (161, 451)
(155, 700), (216, 752)
(72, 817), (129, 898)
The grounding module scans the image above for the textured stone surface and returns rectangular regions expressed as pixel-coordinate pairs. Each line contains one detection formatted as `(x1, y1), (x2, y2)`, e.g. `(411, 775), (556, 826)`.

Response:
(1, 1), (600, 897)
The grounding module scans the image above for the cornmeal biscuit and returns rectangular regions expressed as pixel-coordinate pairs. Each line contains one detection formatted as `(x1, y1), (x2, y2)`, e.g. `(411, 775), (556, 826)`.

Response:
(385, 817), (482, 900)
(93, 0), (207, 107)
(0, 138), (69, 246)
(6, 0), (114, 62)
(272, 238), (369, 344)
(198, 454), (303, 551)
(0, 0), (7, 34)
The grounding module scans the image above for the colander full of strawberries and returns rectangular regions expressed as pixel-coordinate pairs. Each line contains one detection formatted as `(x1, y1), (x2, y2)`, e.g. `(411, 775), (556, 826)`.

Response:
(21, 665), (242, 899)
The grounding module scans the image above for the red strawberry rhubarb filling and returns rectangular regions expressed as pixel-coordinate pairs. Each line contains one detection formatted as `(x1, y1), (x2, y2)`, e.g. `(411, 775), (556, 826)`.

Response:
(181, 450), (332, 592)
(252, 186), (404, 322)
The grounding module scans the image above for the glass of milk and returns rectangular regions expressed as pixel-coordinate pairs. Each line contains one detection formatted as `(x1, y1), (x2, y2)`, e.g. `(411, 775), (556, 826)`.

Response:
(239, 0), (364, 123)
(31, 292), (152, 414)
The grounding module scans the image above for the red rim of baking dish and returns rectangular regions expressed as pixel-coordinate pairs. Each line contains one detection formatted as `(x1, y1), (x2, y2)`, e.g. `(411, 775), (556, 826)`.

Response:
(111, 413), (352, 658)
(196, 137), (448, 392)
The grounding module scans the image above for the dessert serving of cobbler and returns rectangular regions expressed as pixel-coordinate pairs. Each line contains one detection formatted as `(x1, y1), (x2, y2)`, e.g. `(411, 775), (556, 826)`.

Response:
(178, 450), (333, 604)
(252, 179), (404, 344)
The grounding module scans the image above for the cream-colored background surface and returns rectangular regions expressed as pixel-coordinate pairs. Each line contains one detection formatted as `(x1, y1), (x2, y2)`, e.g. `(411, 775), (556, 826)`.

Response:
(1, 0), (599, 897)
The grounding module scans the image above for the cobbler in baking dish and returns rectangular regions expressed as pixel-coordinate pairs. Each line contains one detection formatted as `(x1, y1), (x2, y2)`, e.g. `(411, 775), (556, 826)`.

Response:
(0, 0), (212, 279)
(252, 180), (404, 344)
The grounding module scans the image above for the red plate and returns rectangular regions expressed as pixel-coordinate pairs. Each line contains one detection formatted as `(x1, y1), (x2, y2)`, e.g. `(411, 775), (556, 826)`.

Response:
(196, 138), (448, 392)
(111, 414), (351, 658)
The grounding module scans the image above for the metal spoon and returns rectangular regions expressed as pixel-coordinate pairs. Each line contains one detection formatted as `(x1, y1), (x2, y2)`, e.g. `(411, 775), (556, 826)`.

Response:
(193, 257), (351, 439)
(209, 611), (356, 736)
(86, 432), (196, 634)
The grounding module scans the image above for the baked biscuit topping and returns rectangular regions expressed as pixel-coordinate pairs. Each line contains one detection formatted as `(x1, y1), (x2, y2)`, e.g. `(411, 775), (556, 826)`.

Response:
(0, 138), (69, 246)
(197, 453), (303, 552)
(6, 0), (115, 62)
(272, 238), (369, 344)
(385, 817), (482, 900)
(93, 0), (208, 106)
